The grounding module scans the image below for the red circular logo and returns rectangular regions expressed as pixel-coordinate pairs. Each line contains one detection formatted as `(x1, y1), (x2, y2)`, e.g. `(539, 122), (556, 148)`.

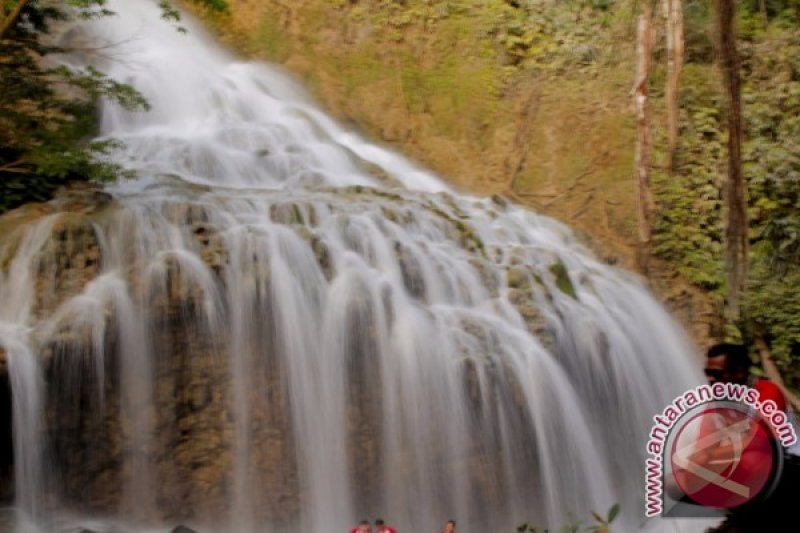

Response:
(670, 406), (777, 509)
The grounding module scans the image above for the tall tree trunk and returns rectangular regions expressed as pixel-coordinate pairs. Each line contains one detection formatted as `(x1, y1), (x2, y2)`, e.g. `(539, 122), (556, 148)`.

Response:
(717, 0), (748, 323)
(664, 0), (684, 173)
(759, 0), (769, 27)
(634, 6), (656, 271)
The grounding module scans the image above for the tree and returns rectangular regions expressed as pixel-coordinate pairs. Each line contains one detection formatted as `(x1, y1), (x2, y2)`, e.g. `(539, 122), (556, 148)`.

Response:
(633, 4), (656, 271)
(0, 1), (154, 212)
(0, 0), (31, 39)
(0, 1), (224, 213)
(663, 0), (684, 174)
(716, 0), (748, 324)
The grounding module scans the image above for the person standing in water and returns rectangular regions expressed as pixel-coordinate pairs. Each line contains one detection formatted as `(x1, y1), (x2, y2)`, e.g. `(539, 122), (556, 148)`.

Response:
(442, 519), (456, 532)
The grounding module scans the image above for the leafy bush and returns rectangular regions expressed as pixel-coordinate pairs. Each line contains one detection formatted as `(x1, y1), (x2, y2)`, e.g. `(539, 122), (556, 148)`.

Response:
(193, 0), (229, 13)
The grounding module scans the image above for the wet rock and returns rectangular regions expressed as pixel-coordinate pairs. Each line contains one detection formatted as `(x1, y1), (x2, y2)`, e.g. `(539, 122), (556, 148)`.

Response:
(270, 202), (306, 225)
(34, 214), (101, 318)
(191, 223), (215, 247)
(454, 220), (485, 256)
(395, 241), (425, 299)
(506, 265), (529, 290)
(381, 207), (400, 224)
(198, 234), (229, 276)
(507, 288), (555, 353)
(0, 508), (15, 531)
(363, 162), (402, 188)
(52, 182), (113, 214)
(165, 203), (210, 226)
(310, 234), (332, 279)
(491, 194), (509, 209)
(470, 257), (499, 297)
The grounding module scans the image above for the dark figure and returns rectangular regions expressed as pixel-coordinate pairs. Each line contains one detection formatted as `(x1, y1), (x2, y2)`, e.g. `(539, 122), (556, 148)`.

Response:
(704, 343), (785, 409)
(703, 343), (799, 533)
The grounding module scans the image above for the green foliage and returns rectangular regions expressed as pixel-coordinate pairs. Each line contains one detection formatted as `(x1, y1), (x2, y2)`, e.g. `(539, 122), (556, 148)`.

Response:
(157, 0), (181, 23)
(740, 30), (800, 387)
(517, 503), (620, 533)
(683, 0), (716, 64)
(652, 61), (726, 299)
(652, 14), (800, 386)
(190, 0), (229, 13)
(749, 251), (800, 385)
(652, 99), (725, 297)
(0, 1), (181, 213)
(549, 260), (578, 300)
(743, 32), (800, 276)
(477, 0), (621, 71)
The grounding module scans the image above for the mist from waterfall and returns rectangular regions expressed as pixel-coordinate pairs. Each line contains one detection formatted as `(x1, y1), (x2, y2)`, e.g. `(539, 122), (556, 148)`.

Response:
(0, 1), (708, 531)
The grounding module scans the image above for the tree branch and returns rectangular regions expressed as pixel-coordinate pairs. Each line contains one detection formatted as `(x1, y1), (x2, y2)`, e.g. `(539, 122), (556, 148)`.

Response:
(754, 334), (800, 414)
(633, 5), (656, 272)
(0, 0), (31, 40)
(0, 160), (33, 175)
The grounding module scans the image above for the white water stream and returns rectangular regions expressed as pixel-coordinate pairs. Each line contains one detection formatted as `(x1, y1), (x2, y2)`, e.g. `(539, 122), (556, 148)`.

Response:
(0, 1), (710, 531)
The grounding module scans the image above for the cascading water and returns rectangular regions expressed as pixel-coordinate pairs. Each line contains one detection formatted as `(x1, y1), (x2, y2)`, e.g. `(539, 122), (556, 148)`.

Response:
(0, 1), (710, 531)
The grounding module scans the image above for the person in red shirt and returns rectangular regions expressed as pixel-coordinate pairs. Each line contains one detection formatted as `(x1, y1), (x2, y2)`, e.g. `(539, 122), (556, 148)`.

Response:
(701, 343), (799, 533)
(704, 343), (786, 411)
(350, 520), (371, 533)
(374, 518), (398, 533)
(442, 519), (456, 532)
(665, 344), (788, 507)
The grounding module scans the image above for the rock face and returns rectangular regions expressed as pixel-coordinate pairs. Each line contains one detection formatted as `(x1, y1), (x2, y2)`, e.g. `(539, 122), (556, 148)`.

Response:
(0, 187), (524, 526)
(0, 178), (705, 532)
(17, 191), (300, 527)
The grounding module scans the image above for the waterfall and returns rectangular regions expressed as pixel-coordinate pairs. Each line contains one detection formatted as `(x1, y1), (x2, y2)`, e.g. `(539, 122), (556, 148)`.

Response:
(0, 1), (709, 531)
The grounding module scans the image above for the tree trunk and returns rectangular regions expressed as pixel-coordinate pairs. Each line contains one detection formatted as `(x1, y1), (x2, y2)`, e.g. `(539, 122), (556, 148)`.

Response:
(717, 0), (748, 323)
(664, 0), (684, 173)
(633, 6), (656, 271)
(759, 0), (769, 27)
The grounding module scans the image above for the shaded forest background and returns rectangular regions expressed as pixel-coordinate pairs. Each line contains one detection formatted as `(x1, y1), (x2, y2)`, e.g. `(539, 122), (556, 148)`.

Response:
(1, 0), (799, 392)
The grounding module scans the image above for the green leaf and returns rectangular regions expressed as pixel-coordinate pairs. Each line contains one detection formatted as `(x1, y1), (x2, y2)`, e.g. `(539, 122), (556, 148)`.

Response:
(607, 503), (620, 523)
